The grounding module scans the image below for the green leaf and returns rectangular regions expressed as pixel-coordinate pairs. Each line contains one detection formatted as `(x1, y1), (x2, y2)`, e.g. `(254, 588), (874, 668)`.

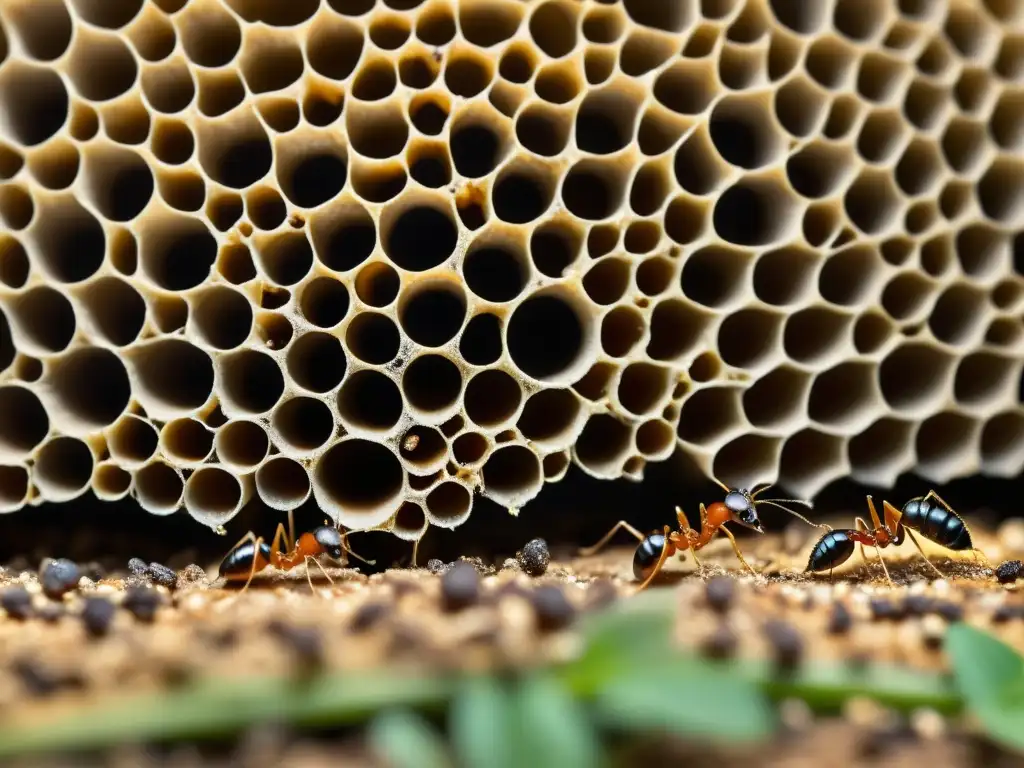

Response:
(567, 590), (679, 695)
(947, 624), (1024, 709)
(0, 672), (451, 759)
(593, 664), (775, 742)
(368, 710), (452, 768)
(513, 675), (602, 768)
(450, 677), (516, 768)
(947, 624), (1024, 754)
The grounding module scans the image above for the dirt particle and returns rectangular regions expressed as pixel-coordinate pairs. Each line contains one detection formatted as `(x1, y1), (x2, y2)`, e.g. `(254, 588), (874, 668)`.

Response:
(585, 578), (618, 611)
(764, 619), (804, 670)
(122, 586), (164, 623)
(349, 601), (389, 633)
(176, 564), (207, 589)
(148, 562), (178, 589)
(700, 624), (738, 659)
(517, 539), (550, 577)
(270, 622), (325, 673)
(996, 560), (1023, 584)
(902, 594), (934, 616)
(921, 614), (945, 650)
(12, 658), (65, 698)
(127, 558), (149, 577)
(427, 558), (447, 575)
(441, 561), (480, 612)
(81, 596), (116, 638)
(869, 598), (903, 621)
(41, 559), (81, 600)
(992, 604), (1019, 623)
(0, 587), (33, 620)
(704, 575), (736, 613)
(827, 601), (852, 635)
(35, 603), (64, 623)
(933, 600), (964, 623)
(530, 585), (576, 631)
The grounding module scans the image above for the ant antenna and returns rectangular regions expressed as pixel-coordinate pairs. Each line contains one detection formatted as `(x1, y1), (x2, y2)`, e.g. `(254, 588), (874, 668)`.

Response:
(335, 526), (377, 567)
(750, 483), (774, 499)
(754, 498), (830, 530)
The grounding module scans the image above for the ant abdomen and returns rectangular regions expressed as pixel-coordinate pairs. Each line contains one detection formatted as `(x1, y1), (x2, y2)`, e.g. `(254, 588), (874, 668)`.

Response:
(901, 498), (972, 551)
(806, 530), (856, 573)
(220, 540), (274, 580)
(633, 533), (667, 580)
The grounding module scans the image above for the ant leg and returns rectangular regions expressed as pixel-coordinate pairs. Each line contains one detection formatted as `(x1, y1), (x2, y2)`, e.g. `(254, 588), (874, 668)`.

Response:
(922, 490), (958, 515)
(579, 520), (647, 557)
(873, 546), (895, 588)
(853, 517), (879, 575)
(268, 523), (290, 569)
(635, 526), (674, 592)
(718, 524), (757, 576)
(678, 506), (704, 577)
(339, 531), (376, 567)
(411, 536), (422, 569)
(239, 535), (267, 595)
(303, 555), (335, 594)
(904, 528), (945, 579)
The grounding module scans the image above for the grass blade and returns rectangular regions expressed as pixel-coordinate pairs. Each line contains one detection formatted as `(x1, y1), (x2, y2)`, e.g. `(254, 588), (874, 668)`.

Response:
(514, 675), (601, 768)
(368, 710), (452, 768)
(0, 672), (451, 759)
(450, 677), (516, 768)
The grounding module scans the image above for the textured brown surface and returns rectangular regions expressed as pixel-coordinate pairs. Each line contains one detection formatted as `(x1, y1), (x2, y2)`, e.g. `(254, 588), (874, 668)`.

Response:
(1, 0), (1023, 543)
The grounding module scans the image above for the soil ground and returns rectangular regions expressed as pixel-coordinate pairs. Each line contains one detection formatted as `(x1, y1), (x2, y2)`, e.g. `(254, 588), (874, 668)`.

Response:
(2, 516), (1024, 766)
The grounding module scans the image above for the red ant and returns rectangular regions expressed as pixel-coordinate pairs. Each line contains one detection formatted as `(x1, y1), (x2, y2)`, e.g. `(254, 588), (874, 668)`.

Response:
(219, 510), (373, 592)
(805, 491), (990, 586)
(581, 479), (822, 590)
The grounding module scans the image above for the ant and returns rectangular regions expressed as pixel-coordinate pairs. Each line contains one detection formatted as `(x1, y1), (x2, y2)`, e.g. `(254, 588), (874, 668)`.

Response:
(581, 479), (821, 590)
(219, 510), (373, 593)
(805, 491), (990, 586)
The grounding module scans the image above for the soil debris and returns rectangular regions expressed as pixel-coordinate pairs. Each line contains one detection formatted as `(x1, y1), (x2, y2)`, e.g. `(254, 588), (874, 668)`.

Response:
(40, 559), (80, 600)
(518, 538), (551, 576)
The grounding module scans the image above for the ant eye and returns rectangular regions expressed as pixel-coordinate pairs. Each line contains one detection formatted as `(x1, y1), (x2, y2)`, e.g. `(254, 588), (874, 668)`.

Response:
(741, 510), (756, 523)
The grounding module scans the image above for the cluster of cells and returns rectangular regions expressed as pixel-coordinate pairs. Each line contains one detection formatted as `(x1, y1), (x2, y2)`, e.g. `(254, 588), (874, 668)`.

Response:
(0, 0), (1022, 537)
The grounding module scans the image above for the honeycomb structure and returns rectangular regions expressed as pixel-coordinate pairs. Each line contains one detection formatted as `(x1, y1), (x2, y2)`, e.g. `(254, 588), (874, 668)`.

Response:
(0, 0), (1023, 537)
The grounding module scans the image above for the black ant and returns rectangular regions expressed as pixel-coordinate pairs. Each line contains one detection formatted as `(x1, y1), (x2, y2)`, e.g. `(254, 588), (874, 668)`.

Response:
(219, 510), (373, 592)
(581, 479), (821, 590)
(805, 491), (990, 586)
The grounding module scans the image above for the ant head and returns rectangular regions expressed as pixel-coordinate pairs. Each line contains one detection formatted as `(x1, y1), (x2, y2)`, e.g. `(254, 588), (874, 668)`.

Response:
(724, 489), (764, 533)
(313, 526), (344, 560)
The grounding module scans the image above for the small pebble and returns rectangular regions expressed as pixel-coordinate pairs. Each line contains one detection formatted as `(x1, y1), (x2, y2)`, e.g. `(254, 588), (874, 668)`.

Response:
(921, 614), (946, 650)
(147, 562), (178, 589)
(81, 596), (116, 638)
(426, 559), (447, 575)
(122, 586), (164, 623)
(992, 605), (1017, 623)
(911, 708), (946, 741)
(585, 579), (619, 611)
(176, 564), (207, 589)
(348, 601), (389, 633)
(530, 586), (576, 631)
(763, 619), (804, 670)
(933, 600), (964, 623)
(517, 539), (550, 577)
(902, 594), (934, 616)
(441, 561), (480, 612)
(11, 658), (64, 698)
(35, 603), (63, 624)
(704, 575), (736, 614)
(827, 601), (852, 635)
(700, 624), (738, 659)
(270, 622), (325, 672)
(869, 597), (903, 621)
(127, 558), (149, 577)
(41, 559), (81, 600)
(0, 587), (33, 620)
(501, 558), (520, 572)
(995, 560), (1023, 584)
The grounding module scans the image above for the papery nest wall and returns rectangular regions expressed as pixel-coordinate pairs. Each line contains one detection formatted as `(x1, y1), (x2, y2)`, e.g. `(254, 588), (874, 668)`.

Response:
(0, 0), (1022, 540)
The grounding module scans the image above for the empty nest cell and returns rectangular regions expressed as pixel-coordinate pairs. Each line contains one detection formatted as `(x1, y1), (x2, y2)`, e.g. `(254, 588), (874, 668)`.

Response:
(0, 0), (1021, 523)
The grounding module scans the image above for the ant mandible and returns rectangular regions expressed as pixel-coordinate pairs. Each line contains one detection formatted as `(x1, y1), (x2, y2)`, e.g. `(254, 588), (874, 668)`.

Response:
(581, 479), (822, 590)
(805, 490), (990, 586)
(219, 510), (373, 592)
